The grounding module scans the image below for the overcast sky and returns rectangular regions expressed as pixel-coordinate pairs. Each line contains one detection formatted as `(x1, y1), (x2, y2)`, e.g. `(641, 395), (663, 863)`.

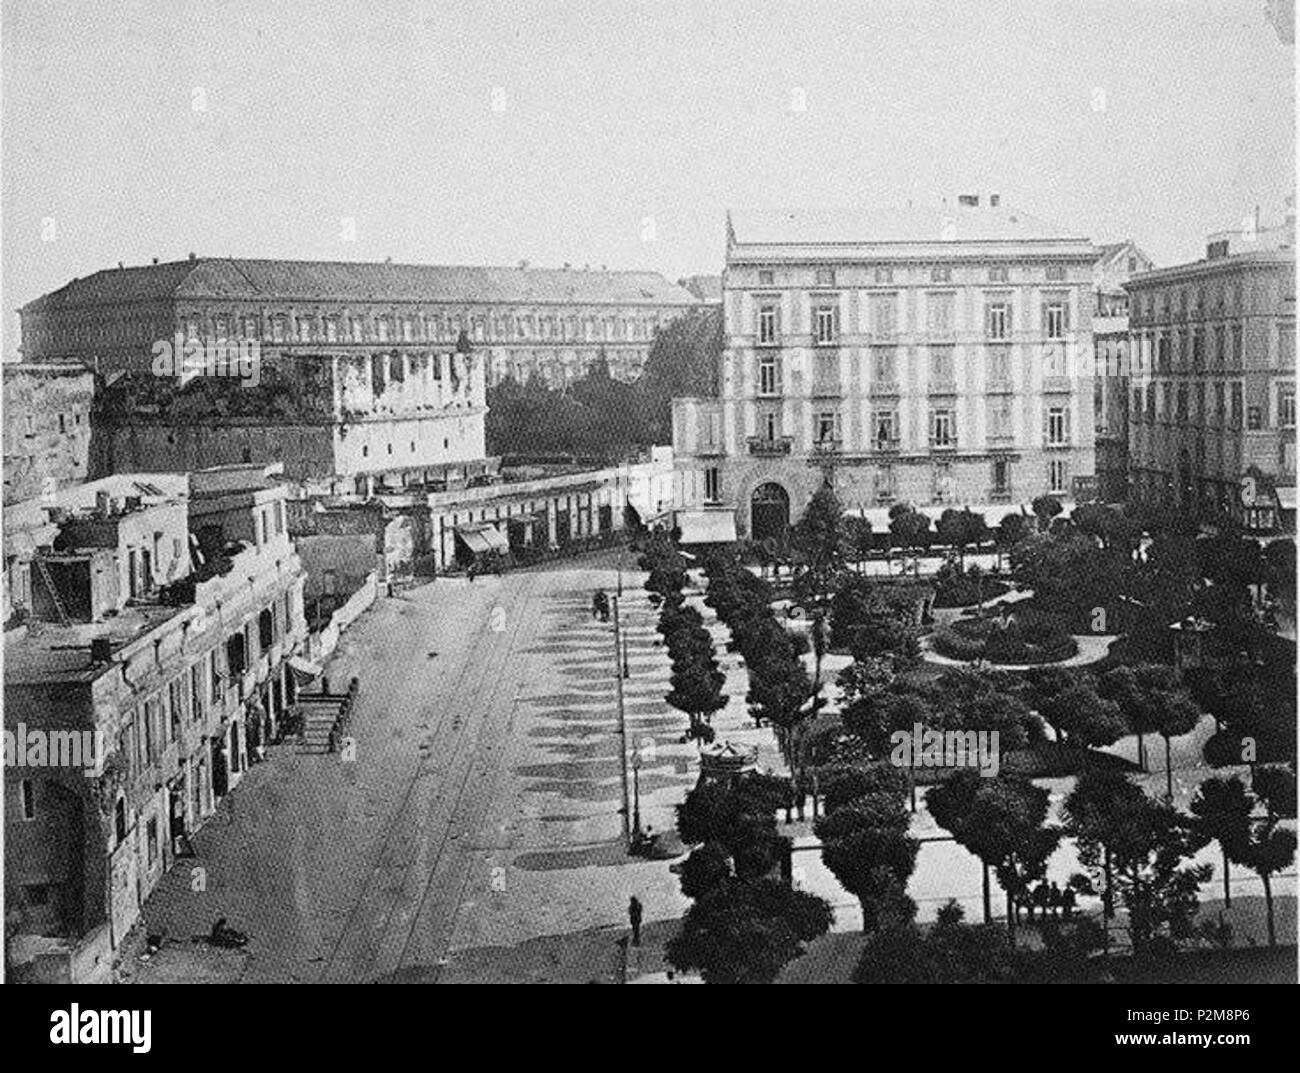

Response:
(2, 0), (1294, 355)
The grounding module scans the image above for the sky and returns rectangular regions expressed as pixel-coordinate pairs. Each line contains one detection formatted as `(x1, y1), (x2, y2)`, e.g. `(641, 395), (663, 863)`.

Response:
(1, 0), (1294, 357)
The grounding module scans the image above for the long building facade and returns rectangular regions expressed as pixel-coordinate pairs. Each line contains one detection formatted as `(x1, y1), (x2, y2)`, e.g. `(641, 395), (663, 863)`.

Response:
(673, 199), (1100, 539)
(1125, 211), (1296, 531)
(18, 258), (700, 493)
(4, 466), (308, 981)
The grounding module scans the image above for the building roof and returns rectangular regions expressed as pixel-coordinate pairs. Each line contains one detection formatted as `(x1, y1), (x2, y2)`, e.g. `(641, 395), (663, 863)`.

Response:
(21, 258), (700, 314)
(728, 203), (1088, 246)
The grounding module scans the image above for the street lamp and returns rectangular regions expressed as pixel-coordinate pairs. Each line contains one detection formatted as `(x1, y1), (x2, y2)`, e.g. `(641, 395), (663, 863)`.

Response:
(612, 595), (631, 847)
(630, 743), (643, 839)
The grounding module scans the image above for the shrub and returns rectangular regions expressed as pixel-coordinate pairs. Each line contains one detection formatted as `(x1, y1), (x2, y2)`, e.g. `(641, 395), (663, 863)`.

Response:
(933, 609), (1077, 665)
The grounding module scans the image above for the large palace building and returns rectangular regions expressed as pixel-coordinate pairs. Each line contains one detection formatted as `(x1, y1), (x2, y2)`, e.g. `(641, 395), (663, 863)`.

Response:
(1125, 208), (1296, 533)
(672, 198), (1100, 541)
(17, 257), (701, 494)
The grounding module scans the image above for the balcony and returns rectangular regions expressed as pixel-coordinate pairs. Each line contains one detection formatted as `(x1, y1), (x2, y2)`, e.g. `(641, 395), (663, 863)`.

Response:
(929, 439), (958, 452)
(811, 379), (842, 398)
(1044, 437), (1072, 450)
(988, 488), (1014, 503)
(747, 436), (794, 456)
(928, 380), (958, 397)
(870, 438), (901, 455)
(694, 441), (726, 457)
(1044, 376), (1073, 394)
(870, 381), (900, 397)
(988, 433), (1016, 447)
(812, 438), (842, 455)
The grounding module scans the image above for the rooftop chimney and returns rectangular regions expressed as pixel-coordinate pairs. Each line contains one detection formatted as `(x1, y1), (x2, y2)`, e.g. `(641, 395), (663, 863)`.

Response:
(958, 194), (980, 207)
(188, 251), (196, 260)
(152, 257), (159, 264)
(990, 193), (1001, 207)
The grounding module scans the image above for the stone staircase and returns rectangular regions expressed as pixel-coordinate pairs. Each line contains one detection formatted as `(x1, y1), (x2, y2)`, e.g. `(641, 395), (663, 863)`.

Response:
(292, 677), (359, 755)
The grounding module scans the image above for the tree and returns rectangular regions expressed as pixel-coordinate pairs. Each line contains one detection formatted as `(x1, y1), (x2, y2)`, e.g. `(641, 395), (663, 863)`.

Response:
(1189, 776), (1253, 909)
(1062, 768), (1140, 931)
(927, 771), (1059, 940)
(888, 507), (932, 574)
(937, 508), (987, 571)
(842, 514), (875, 574)
(995, 512), (1031, 571)
(1067, 773), (1209, 956)
(637, 306), (723, 442)
(789, 484), (846, 604)
(1038, 680), (1128, 750)
(815, 790), (918, 933)
(1031, 494), (1063, 532)
(665, 877), (833, 983)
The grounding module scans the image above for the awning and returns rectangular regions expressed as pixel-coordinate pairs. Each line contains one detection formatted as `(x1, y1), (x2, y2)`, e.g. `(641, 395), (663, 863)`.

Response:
(287, 656), (324, 683)
(1276, 487), (1296, 511)
(676, 510), (738, 545)
(455, 524), (509, 554)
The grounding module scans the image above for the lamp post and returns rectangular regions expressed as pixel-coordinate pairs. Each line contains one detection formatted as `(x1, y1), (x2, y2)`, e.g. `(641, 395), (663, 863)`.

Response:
(612, 595), (631, 847)
(630, 742), (643, 839)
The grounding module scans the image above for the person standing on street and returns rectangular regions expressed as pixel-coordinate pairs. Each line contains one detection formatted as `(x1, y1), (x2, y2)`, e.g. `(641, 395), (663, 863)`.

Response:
(628, 895), (643, 947)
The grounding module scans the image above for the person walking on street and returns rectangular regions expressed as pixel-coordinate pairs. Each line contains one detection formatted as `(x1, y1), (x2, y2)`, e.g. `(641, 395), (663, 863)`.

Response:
(628, 895), (643, 947)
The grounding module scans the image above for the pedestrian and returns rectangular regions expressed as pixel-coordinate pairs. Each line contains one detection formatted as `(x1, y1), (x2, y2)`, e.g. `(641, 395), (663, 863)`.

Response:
(1049, 881), (1064, 918)
(592, 591), (603, 620)
(467, 561), (476, 582)
(1062, 886), (1077, 919)
(628, 895), (643, 947)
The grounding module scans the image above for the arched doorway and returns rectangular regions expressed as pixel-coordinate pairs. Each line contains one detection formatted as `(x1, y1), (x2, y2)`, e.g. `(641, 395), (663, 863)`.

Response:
(751, 483), (790, 543)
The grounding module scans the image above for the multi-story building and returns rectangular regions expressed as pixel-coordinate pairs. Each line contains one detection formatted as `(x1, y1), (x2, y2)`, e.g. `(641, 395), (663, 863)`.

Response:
(15, 261), (702, 457)
(2, 361), (96, 505)
(1092, 241), (1155, 502)
(1125, 208), (1296, 532)
(4, 465), (307, 980)
(673, 198), (1099, 539)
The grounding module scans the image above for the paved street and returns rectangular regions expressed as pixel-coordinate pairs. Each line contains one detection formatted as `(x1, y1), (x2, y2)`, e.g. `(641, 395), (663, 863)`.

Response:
(123, 551), (772, 983)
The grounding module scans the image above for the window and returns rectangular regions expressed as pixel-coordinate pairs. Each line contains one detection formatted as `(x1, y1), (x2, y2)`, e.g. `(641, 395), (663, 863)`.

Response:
(873, 410), (897, 447)
(989, 397), (1012, 438)
(931, 265), (952, 283)
(1046, 265), (1066, 281)
(349, 316), (365, 342)
(1048, 459), (1068, 494)
(1128, 257), (1137, 273)
(377, 317), (391, 342)
(869, 294), (897, 336)
(874, 464), (896, 503)
(191, 663), (205, 722)
(815, 411), (840, 443)
(930, 409), (955, 448)
(992, 458), (1011, 496)
(932, 460), (954, 503)
(1280, 385), (1296, 428)
(324, 317), (339, 342)
(184, 316), (200, 341)
(209, 649), (221, 705)
(169, 678), (185, 736)
(758, 356), (778, 396)
(115, 799), (127, 845)
(296, 317), (314, 342)
(1192, 331), (1205, 369)
(758, 269), (775, 285)
(147, 816), (159, 867)
(988, 265), (1009, 283)
(20, 779), (35, 820)
(929, 346), (955, 387)
(1214, 383), (1225, 423)
(705, 412), (721, 446)
(927, 292), (955, 336)
(813, 303), (838, 345)
(1044, 302), (1067, 339)
(874, 267), (894, 284)
(757, 303), (779, 345)
(986, 302), (1010, 339)
(1157, 336), (1171, 372)
(1176, 385), (1188, 423)
(762, 411), (779, 441)
(1133, 388), (1144, 421)
(270, 316), (287, 343)
(987, 345), (1011, 384)
(814, 268), (836, 286)
(704, 467), (721, 502)
(1046, 406), (1068, 445)
(1248, 405), (1262, 431)
(872, 347), (896, 386)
